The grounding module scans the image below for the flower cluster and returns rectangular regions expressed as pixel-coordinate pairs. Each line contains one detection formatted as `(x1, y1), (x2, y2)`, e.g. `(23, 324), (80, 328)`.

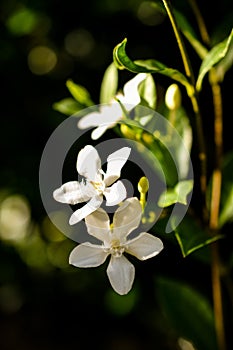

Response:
(53, 74), (164, 295)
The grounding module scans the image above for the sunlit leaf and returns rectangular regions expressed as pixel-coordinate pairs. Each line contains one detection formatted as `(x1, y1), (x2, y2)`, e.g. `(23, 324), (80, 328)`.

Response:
(66, 79), (94, 106)
(138, 73), (157, 109)
(52, 98), (85, 115)
(113, 38), (194, 97)
(196, 28), (233, 91)
(156, 277), (217, 350)
(219, 151), (233, 227)
(100, 62), (118, 104)
(174, 214), (223, 257)
(158, 180), (193, 207)
(158, 104), (193, 178)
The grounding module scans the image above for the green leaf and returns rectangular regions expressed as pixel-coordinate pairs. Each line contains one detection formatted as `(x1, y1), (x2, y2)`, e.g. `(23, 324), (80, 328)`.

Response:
(156, 277), (217, 350)
(99, 62), (118, 104)
(143, 135), (178, 186)
(214, 39), (233, 82)
(52, 98), (85, 116)
(196, 28), (233, 91)
(158, 180), (193, 207)
(138, 73), (157, 109)
(113, 38), (194, 97)
(219, 151), (233, 227)
(174, 214), (223, 257)
(158, 104), (193, 178)
(174, 9), (208, 60)
(66, 79), (94, 106)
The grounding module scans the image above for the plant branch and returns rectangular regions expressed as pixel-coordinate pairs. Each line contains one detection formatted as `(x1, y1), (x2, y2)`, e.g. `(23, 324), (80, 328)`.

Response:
(208, 70), (226, 350)
(188, 1), (226, 348)
(161, 0), (207, 221)
(188, 0), (210, 45)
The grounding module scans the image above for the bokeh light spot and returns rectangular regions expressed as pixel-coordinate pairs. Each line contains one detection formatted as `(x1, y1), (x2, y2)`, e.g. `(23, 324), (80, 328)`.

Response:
(28, 46), (57, 75)
(0, 194), (31, 242)
(137, 2), (165, 26)
(6, 7), (39, 36)
(64, 29), (95, 58)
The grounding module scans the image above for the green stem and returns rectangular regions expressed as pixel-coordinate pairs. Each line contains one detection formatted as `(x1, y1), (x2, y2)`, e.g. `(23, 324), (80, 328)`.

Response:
(188, 0), (210, 45)
(209, 70), (226, 350)
(184, 1), (226, 348)
(161, 0), (207, 221)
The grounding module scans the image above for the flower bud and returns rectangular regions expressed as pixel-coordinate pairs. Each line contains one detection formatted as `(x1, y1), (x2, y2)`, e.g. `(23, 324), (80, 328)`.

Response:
(138, 176), (149, 194)
(165, 83), (181, 110)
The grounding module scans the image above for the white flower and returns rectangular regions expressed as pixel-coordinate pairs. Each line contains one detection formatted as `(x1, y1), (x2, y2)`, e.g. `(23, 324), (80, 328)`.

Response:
(53, 145), (131, 225)
(69, 197), (164, 295)
(77, 73), (147, 140)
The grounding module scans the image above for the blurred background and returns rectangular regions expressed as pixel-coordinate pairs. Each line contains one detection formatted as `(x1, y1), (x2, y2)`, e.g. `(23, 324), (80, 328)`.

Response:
(0, 0), (232, 349)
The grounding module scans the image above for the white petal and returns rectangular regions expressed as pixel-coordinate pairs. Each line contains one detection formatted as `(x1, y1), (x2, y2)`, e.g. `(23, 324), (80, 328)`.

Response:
(91, 125), (110, 140)
(53, 181), (91, 204)
(107, 255), (135, 295)
(118, 73), (147, 109)
(113, 197), (142, 238)
(78, 111), (103, 129)
(78, 104), (122, 129)
(85, 208), (110, 241)
(104, 147), (131, 186)
(76, 145), (102, 182)
(69, 243), (109, 267)
(69, 195), (103, 225)
(104, 181), (126, 206)
(126, 232), (164, 260)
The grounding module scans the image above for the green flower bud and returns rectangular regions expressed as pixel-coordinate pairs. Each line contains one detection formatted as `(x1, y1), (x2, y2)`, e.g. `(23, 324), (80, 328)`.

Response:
(138, 176), (149, 194)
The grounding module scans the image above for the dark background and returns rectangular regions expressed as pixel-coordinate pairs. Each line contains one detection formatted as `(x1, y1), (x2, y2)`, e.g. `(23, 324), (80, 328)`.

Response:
(0, 0), (232, 349)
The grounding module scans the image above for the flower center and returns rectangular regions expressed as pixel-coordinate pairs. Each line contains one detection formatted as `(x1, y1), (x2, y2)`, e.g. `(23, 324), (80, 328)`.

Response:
(104, 239), (125, 258)
(90, 180), (105, 194)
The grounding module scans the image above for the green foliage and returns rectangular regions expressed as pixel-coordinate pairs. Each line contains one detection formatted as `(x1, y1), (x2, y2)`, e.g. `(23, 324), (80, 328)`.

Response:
(66, 79), (94, 106)
(99, 62), (118, 104)
(174, 214), (223, 257)
(52, 98), (86, 116)
(174, 9), (208, 59)
(138, 73), (157, 109)
(196, 29), (233, 91)
(113, 38), (194, 97)
(158, 180), (193, 207)
(156, 277), (218, 350)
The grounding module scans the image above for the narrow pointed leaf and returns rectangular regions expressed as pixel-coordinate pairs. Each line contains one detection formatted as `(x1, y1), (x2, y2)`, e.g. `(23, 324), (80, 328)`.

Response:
(196, 29), (233, 91)
(100, 62), (118, 104)
(66, 79), (94, 106)
(113, 38), (194, 97)
(174, 9), (208, 60)
(53, 98), (84, 116)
